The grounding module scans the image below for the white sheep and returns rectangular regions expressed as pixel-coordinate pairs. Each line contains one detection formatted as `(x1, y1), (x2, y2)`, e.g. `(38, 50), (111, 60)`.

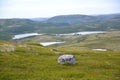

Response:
(58, 54), (76, 64)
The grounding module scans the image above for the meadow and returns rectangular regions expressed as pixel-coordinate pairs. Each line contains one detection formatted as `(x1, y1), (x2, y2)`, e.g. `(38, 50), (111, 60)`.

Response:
(0, 41), (120, 80)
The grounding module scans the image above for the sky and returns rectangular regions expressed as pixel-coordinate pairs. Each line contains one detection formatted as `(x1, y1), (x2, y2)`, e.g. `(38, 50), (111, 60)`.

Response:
(0, 0), (120, 18)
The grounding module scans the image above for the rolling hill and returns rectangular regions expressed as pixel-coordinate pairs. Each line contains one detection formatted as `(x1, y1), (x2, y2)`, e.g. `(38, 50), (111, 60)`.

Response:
(0, 13), (120, 40)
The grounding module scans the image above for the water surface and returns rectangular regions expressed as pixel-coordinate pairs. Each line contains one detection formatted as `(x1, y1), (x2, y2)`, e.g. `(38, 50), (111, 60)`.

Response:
(56, 31), (106, 36)
(40, 42), (65, 46)
(13, 33), (42, 39)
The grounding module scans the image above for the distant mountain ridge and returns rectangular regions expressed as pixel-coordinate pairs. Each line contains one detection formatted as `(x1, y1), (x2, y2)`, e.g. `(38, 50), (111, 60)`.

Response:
(47, 14), (96, 24)
(47, 13), (120, 24)
(0, 13), (120, 40)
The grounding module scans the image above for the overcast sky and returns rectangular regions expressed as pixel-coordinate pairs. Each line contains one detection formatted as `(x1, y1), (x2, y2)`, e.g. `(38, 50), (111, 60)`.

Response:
(0, 0), (120, 18)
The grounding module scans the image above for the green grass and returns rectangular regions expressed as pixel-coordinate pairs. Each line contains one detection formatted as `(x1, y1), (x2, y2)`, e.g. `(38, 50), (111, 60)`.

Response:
(0, 41), (120, 80)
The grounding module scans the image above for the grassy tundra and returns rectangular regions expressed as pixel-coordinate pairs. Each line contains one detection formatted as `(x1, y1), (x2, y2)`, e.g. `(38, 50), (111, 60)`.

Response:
(0, 41), (120, 80)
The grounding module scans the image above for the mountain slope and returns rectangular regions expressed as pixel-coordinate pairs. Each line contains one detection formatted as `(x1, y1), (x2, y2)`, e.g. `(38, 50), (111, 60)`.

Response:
(47, 14), (96, 24)
(47, 14), (120, 30)
(0, 13), (120, 40)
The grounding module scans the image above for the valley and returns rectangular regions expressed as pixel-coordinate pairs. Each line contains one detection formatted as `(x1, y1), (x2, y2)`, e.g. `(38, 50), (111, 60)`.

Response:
(0, 13), (120, 80)
(0, 13), (120, 40)
(14, 30), (120, 52)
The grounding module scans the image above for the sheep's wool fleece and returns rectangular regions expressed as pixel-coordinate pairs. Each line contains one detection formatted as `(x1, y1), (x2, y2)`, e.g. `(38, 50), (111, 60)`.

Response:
(58, 54), (76, 64)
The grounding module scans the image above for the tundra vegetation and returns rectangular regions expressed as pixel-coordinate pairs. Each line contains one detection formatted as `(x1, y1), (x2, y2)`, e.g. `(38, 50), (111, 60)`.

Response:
(0, 41), (120, 80)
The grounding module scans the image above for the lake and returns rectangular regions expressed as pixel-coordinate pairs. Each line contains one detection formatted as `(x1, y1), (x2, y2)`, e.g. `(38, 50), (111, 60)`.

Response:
(56, 31), (106, 36)
(76, 31), (106, 35)
(12, 31), (106, 40)
(40, 42), (65, 46)
(13, 33), (42, 39)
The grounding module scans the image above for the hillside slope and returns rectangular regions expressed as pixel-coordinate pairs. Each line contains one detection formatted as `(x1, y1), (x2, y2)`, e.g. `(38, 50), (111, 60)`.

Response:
(0, 13), (120, 40)
(47, 14), (120, 31)
(0, 41), (120, 80)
